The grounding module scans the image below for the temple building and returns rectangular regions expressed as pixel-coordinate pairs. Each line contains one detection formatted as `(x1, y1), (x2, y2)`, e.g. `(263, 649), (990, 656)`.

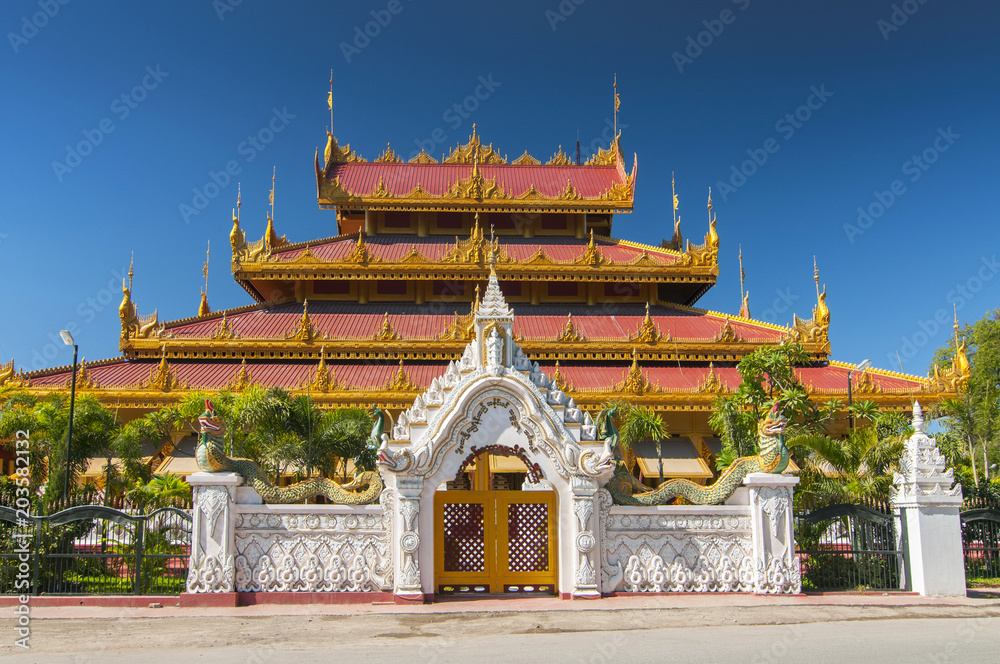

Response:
(0, 118), (969, 486)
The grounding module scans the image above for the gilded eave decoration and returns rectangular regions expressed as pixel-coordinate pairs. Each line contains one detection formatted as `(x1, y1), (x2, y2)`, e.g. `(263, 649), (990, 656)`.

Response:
(285, 300), (326, 343)
(789, 287), (831, 354)
(147, 352), (184, 392)
(385, 360), (419, 392)
(374, 143), (402, 163)
(556, 313), (586, 342)
(683, 218), (719, 269)
(0, 360), (27, 388)
(231, 359), (253, 392)
(547, 146), (572, 166)
(443, 125), (506, 165)
(698, 364), (725, 394)
(373, 313), (401, 342)
(629, 304), (669, 344)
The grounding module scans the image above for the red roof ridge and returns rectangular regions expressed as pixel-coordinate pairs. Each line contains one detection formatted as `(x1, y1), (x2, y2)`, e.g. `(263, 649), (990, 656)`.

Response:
(160, 297), (297, 330)
(22, 355), (128, 380)
(667, 302), (792, 333)
(827, 359), (928, 385)
(270, 231), (361, 257)
(603, 234), (684, 259)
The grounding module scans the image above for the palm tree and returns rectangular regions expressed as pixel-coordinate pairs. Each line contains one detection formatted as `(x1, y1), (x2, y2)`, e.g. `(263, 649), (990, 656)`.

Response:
(0, 391), (129, 504)
(790, 420), (907, 504)
(603, 401), (669, 482)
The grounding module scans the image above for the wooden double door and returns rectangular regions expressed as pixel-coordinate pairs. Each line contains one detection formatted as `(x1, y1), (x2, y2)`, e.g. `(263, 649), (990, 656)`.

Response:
(434, 490), (557, 595)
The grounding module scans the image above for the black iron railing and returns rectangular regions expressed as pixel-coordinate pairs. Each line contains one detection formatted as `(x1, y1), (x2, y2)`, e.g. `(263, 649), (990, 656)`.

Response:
(794, 501), (904, 591)
(0, 504), (192, 596)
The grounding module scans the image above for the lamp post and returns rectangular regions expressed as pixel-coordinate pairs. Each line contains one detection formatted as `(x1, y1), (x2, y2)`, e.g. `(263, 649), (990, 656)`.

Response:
(847, 358), (871, 433)
(60, 330), (78, 502)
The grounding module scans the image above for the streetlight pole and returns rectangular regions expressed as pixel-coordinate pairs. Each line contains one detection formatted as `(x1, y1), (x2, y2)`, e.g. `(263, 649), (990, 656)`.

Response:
(847, 358), (871, 433)
(60, 331), (78, 503)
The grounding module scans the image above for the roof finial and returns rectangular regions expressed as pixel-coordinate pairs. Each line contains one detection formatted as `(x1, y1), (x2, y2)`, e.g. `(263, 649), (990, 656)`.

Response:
(613, 73), (620, 143)
(954, 303), (960, 349)
(739, 243), (745, 308)
(707, 187), (714, 220)
(672, 171), (679, 230)
(269, 166), (276, 223)
(813, 255), (820, 301)
(236, 183), (242, 222)
(328, 69), (334, 134)
(203, 240), (210, 299)
(128, 252), (134, 293)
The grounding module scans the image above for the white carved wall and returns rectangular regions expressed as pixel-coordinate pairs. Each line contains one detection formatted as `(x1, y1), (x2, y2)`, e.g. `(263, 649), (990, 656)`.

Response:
(231, 491), (392, 593)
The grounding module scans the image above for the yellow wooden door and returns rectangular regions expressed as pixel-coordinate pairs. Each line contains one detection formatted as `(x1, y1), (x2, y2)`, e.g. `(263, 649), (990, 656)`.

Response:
(434, 490), (556, 595)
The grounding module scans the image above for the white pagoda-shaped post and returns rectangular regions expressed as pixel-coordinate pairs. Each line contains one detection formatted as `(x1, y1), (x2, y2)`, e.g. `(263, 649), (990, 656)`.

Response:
(892, 402), (966, 596)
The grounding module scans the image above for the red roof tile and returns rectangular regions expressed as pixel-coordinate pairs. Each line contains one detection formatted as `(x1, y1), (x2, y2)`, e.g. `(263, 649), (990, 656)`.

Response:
(160, 303), (786, 342)
(328, 162), (625, 200)
(270, 234), (678, 266)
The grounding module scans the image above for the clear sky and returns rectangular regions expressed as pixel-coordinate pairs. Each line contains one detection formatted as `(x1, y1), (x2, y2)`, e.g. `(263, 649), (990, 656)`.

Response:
(1, 0), (997, 380)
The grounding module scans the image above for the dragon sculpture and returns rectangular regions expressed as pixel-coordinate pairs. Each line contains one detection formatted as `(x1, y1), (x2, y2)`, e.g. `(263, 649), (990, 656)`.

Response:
(605, 401), (790, 506)
(195, 399), (384, 504)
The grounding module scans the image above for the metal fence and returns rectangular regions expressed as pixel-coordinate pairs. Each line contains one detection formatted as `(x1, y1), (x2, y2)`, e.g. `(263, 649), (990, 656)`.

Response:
(794, 501), (904, 591)
(0, 504), (192, 595)
(961, 494), (1000, 583)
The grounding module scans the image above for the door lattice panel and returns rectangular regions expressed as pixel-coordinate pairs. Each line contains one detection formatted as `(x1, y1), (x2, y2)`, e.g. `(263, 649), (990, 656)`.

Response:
(441, 503), (486, 573)
(507, 502), (550, 573)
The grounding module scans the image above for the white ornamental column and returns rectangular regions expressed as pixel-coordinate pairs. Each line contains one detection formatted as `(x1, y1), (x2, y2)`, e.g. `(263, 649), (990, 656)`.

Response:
(892, 402), (965, 597)
(744, 473), (802, 594)
(570, 476), (601, 598)
(185, 472), (243, 594)
(392, 477), (425, 601)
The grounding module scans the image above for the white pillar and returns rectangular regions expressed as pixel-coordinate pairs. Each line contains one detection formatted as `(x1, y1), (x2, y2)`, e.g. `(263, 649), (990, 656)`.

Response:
(391, 477), (425, 601)
(569, 477), (600, 598)
(185, 472), (243, 594)
(892, 402), (966, 596)
(744, 473), (801, 594)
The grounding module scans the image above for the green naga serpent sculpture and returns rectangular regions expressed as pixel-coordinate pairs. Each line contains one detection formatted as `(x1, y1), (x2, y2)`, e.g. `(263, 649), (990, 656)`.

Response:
(195, 399), (384, 504)
(605, 401), (790, 506)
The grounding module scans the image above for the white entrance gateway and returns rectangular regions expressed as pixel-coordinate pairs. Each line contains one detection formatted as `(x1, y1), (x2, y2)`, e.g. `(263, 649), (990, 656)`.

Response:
(185, 270), (809, 602)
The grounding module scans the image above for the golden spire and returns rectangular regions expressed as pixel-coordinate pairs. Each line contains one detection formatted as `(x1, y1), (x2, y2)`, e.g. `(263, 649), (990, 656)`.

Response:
(328, 69), (334, 132)
(613, 73), (620, 141)
(199, 288), (210, 317)
(128, 252), (134, 293)
(813, 255), (820, 300)
(739, 243), (745, 306)
(672, 171), (678, 228)
(269, 166), (276, 222)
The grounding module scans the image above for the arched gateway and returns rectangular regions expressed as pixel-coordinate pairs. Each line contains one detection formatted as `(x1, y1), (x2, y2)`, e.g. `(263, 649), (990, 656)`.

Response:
(377, 269), (615, 600)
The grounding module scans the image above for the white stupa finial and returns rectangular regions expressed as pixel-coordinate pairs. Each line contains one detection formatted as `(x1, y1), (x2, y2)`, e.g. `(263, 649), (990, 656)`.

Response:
(912, 401), (924, 434)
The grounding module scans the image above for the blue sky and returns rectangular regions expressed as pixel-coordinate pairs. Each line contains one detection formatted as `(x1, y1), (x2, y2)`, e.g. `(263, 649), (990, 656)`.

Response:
(1, 0), (997, 380)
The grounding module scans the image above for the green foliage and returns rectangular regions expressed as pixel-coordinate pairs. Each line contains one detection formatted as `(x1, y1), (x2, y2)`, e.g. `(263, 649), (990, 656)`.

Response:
(931, 309), (1000, 489)
(0, 391), (136, 501)
(602, 400), (668, 480)
(707, 343), (856, 466)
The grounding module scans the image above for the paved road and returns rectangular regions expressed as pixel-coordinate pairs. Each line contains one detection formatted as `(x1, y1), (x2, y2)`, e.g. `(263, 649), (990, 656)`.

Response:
(3, 608), (999, 663)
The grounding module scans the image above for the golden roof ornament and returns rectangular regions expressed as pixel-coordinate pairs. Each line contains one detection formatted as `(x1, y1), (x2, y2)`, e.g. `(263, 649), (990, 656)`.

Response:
(198, 289), (210, 317)
(578, 229), (605, 267)
(619, 348), (656, 395)
(386, 359), (418, 392)
(373, 312), (401, 341)
(552, 360), (569, 391)
(118, 259), (162, 341)
(547, 145), (572, 166)
(629, 303), (666, 344)
(312, 347), (335, 393)
(443, 124), (506, 164)
(699, 363), (725, 394)
(346, 232), (379, 264)
(374, 142), (401, 163)
(323, 132), (363, 167)
(716, 317), (743, 343)
(148, 347), (178, 392)
(211, 312), (237, 340)
(437, 310), (475, 341)
(556, 312), (586, 342)
(739, 290), (751, 319)
(512, 150), (540, 166)
(408, 149), (438, 164)
(231, 359), (253, 392)
(932, 307), (971, 392)
(789, 266), (831, 355)
(286, 299), (324, 342)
